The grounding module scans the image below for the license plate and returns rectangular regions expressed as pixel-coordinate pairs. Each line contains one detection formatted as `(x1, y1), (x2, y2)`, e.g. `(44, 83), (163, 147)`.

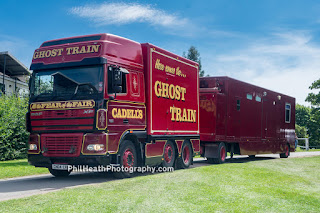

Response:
(52, 164), (69, 170)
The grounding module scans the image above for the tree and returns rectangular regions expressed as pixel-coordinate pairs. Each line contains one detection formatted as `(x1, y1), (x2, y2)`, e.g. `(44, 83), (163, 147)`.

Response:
(183, 46), (205, 77)
(295, 124), (308, 138)
(295, 104), (311, 127)
(306, 79), (320, 108)
(304, 78), (320, 146)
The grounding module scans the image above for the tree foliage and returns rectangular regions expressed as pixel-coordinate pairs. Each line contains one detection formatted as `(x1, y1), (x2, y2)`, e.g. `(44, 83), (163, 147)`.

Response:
(295, 124), (308, 139)
(183, 46), (205, 77)
(0, 95), (29, 161)
(306, 79), (320, 108)
(296, 79), (320, 147)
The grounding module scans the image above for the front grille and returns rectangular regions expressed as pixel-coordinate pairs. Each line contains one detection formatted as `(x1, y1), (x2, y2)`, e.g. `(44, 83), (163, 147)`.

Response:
(41, 133), (83, 157)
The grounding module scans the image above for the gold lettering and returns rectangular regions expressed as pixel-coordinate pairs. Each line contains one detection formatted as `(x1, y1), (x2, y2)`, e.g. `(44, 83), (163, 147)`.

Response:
(33, 52), (39, 59)
(154, 81), (162, 97)
(66, 47), (72, 55)
(72, 47), (79, 54)
(91, 45), (100, 53)
(181, 87), (186, 101)
(39, 51), (45, 58)
(112, 108), (117, 118)
(79, 46), (87, 54)
(169, 84), (175, 100)
(155, 59), (164, 71)
(45, 50), (51, 57)
(51, 49), (57, 57)
(162, 82), (169, 98)
(57, 48), (63, 56)
(170, 107), (175, 121)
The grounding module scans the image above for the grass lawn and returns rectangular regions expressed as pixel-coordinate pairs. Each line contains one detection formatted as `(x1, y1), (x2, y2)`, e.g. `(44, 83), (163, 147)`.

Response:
(296, 147), (320, 152)
(0, 159), (48, 179)
(0, 156), (319, 212)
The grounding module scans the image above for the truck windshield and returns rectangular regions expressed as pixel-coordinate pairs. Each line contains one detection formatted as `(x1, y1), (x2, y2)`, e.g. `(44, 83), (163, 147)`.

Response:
(30, 66), (104, 102)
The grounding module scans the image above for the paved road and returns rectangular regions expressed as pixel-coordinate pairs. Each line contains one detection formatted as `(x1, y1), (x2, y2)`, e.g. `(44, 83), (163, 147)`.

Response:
(1, 151), (319, 202)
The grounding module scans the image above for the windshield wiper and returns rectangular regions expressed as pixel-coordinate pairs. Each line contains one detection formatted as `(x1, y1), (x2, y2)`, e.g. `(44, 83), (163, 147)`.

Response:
(73, 83), (98, 97)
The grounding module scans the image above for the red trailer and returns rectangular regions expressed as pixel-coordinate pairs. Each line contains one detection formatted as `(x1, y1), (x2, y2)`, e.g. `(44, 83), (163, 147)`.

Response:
(199, 77), (295, 163)
(27, 34), (200, 177)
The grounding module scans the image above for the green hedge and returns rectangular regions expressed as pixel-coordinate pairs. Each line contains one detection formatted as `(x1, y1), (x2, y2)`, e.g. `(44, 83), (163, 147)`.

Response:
(0, 95), (29, 161)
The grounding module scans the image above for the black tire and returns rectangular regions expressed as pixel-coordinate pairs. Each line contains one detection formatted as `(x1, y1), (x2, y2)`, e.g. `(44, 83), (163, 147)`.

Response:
(113, 140), (137, 179)
(162, 141), (176, 167)
(280, 144), (290, 158)
(48, 168), (71, 177)
(248, 155), (255, 159)
(207, 142), (227, 164)
(177, 141), (193, 169)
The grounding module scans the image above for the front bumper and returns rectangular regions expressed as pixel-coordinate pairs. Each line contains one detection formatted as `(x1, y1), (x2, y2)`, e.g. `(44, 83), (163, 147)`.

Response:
(28, 153), (111, 168)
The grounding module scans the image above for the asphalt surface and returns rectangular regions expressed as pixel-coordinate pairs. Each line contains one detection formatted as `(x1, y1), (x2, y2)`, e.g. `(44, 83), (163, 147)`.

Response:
(1, 151), (320, 202)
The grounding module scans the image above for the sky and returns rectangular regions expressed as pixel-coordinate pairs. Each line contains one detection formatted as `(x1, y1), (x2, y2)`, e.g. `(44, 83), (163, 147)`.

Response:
(1, 0), (319, 105)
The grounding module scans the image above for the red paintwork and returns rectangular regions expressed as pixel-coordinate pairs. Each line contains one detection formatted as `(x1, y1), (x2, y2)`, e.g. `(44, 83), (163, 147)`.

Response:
(200, 77), (295, 155)
(220, 146), (226, 161)
(175, 140), (184, 153)
(191, 139), (200, 152)
(123, 148), (135, 168)
(41, 133), (83, 157)
(27, 134), (40, 154)
(141, 43), (199, 135)
(82, 132), (107, 155)
(183, 145), (190, 164)
(145, 140), (166, 157)
(164, 143), (174, 163)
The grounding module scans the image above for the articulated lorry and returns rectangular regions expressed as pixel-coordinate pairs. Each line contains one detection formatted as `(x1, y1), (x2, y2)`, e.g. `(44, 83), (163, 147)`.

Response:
(27, 34), (295, 177)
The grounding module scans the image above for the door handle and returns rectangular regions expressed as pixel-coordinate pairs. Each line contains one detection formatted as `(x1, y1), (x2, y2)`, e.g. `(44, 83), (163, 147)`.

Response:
(123, 119), (129, 124)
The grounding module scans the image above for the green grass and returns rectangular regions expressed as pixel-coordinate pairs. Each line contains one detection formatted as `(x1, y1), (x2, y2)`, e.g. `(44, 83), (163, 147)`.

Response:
(0, 159), (48, 179)
(1, 156), (320, 212)
(296, 147), (320, 152)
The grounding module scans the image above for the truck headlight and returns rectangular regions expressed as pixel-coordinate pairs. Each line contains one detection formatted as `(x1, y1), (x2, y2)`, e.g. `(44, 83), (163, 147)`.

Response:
(87, 144), (105, 151)
(29, 144), (38, 151)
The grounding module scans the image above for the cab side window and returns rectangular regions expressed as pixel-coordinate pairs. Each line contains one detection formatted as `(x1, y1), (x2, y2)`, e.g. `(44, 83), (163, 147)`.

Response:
(108, 67), (127, 94)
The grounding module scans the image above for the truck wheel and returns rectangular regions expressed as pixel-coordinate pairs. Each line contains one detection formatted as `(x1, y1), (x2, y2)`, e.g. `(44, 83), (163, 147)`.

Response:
(114, 140), (137, 179)
(208, 142), (227, 164)
(248, 155), (255, 159)
(163, 141), (176, 167)
(48, 168), (71, 177)
(177, 141), (192, 169)
(280, 144), (290, 158)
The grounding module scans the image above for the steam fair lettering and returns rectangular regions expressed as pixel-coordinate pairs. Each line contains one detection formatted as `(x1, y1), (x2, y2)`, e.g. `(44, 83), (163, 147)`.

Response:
(33, 45), (100, 59)
(112, 108), (143, 119)
(154, 59), (196, 123)
(30, 100), (95, 111)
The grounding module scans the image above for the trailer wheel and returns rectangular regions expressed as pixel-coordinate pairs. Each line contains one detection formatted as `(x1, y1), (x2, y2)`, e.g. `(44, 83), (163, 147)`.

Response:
(280, 144), (290, 158)
(208, 142), (227, 164)
(48, 168), (71, 177)
(177, 141), (192, 169)
(114, 140), (137, 178)
(163, 141), (176, 167)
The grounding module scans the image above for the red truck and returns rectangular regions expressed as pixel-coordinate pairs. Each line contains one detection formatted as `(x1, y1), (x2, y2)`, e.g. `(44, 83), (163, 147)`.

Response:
(27, 34), (295, 177)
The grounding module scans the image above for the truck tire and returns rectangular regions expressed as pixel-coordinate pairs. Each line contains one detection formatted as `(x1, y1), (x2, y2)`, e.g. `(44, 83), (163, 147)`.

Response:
(280, 144), (290, 158)
(248, 155), (255, 159)
(114, 140), (137, 179)
(48, 168), (71, 177)
(177, 141), (192, 169)
(162, 141), (176, 167)
(208, 142), (227, 164)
